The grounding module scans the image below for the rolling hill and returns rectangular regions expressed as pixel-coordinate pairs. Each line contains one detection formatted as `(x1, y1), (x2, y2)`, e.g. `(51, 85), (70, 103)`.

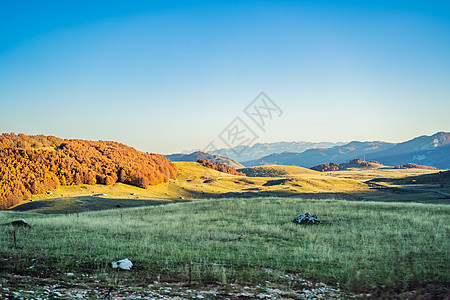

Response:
(10, 161), (376, 213)
(165, 151), (244, 168)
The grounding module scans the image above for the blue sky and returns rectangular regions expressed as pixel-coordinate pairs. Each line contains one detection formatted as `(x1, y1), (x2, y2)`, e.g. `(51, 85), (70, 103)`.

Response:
(1, 0), (449, 153)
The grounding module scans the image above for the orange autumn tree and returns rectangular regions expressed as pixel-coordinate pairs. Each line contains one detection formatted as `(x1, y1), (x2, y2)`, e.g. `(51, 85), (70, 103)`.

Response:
(0, 133), (178, 209)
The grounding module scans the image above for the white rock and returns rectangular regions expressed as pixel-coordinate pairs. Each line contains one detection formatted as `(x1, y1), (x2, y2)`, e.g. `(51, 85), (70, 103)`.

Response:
(66, 273), (74, 276)
(111, 258), (133, 270)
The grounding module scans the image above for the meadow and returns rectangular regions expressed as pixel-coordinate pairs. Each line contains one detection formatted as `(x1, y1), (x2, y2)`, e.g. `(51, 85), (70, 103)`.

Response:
(1, 197), (449, 298)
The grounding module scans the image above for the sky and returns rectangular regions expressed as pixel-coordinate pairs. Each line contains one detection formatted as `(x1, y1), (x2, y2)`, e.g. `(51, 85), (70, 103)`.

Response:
(1, 0), (449, 154)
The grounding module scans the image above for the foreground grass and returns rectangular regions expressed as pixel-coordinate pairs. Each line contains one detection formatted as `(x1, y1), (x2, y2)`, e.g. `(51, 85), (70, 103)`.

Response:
(1, 198), (449, 296)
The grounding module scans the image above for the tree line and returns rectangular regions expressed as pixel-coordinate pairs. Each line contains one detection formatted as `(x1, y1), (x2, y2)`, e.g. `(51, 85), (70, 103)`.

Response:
(197, 159), (246, 176)
(0, 133), (178, 209)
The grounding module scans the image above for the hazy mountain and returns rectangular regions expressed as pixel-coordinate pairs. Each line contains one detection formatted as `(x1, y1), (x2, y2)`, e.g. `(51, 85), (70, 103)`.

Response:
(208, 141), (346, 162)
(165, 151), (244, 169)
(366, 132), (450, 169)
(241, 132), (450, 169)
(242, 141), (396, 167)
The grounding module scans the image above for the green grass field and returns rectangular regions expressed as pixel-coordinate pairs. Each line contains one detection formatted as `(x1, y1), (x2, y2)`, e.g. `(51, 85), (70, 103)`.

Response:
(1, 197), (449, 297)
(2, 163), (449, 297)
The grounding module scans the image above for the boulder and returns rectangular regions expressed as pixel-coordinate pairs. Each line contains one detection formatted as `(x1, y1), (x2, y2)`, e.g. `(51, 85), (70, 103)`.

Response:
(293, 212), (321, 225)
(11, 219), (30, 227)
(111, 258), (133, 270)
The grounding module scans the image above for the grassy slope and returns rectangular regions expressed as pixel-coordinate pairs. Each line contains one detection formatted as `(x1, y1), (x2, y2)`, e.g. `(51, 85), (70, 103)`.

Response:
(1, 198), (448, 296)
(13, 162), (373, 213)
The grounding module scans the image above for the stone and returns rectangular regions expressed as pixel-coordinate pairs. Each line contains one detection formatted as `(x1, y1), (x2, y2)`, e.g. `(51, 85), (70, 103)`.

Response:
(111, 258), (133, 270)
(11, 219), (30, 227)
(293, 212), (321, 225)
(257, 293), (270, 299)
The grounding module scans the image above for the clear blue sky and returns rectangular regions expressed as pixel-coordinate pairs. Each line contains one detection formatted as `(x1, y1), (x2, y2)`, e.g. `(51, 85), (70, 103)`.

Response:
(1, 0), (449, 153)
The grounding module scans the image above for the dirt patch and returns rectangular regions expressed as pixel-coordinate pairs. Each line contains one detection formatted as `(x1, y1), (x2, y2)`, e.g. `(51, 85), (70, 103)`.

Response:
(0, 273), (350, 299)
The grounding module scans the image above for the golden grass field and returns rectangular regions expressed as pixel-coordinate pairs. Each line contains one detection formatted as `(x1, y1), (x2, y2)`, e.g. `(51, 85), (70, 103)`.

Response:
(10, 162), (448, 214)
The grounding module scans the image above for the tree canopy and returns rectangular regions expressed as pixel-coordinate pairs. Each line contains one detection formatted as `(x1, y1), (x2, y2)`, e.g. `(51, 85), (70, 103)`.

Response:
(0, 133), (177, 209)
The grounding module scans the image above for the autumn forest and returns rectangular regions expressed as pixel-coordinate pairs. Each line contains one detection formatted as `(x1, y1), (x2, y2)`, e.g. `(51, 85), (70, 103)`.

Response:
(0, 133), (178, 209)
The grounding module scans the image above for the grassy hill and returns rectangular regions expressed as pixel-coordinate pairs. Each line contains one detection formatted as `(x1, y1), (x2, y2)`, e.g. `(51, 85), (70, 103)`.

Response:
(1, 198), (448, 298)
(12, 162), (449, 214)
(11, 162), (372, 213)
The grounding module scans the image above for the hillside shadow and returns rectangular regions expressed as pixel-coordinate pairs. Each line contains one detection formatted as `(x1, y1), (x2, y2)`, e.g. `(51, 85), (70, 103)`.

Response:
(182, 185), (450, 205)
(11, 196), (186, 214)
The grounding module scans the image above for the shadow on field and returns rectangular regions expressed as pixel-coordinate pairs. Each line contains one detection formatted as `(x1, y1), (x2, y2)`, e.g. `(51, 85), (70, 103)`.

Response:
(11, 196), (187, 214)
(183, 186), (450, 205)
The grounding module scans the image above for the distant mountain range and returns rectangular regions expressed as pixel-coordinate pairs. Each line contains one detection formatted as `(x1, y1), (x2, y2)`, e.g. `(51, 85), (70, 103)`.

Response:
(242, 141), (395, 167)
(171, 132), (450, 170)
(207, 141), (346, 162)
(366, 132), (450, 169)
(240, 132), (450, 169)
(165, 151), (244, 169)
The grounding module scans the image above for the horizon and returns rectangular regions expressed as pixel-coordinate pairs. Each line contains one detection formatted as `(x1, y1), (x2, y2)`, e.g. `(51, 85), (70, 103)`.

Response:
(1, 1), (450, 154)
(1, 130), (448, 156)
